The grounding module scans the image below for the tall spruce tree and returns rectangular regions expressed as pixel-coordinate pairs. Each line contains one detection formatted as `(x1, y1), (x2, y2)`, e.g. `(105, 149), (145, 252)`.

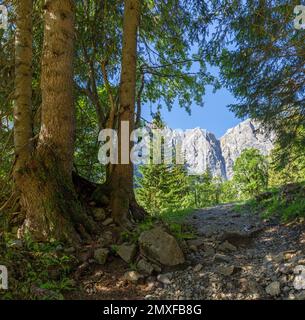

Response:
(136, 163), (190, 215)
(233, 148), (269, 198)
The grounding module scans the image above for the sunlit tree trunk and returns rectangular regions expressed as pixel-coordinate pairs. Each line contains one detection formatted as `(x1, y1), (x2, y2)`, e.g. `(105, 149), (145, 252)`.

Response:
(13, 0), (33, 175)
(17, 0), (95, 242)
(109, 0), (145, 225)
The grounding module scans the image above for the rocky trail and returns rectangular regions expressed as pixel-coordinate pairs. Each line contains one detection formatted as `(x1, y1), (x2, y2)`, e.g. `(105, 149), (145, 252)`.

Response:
(68, 204), (305, 300)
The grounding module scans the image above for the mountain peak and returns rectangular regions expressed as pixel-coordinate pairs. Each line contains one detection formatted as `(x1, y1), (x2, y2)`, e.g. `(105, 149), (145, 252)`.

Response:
(181, 119), (273, 179)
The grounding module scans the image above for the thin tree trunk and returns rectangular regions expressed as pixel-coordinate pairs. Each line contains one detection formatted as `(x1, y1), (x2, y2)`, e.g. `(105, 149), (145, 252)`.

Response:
(13, 0), (33, 175)
(110, 0), (145, 225)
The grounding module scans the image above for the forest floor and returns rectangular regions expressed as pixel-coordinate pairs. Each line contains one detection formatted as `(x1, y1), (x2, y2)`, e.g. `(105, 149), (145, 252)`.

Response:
(66, 203), (305, 300)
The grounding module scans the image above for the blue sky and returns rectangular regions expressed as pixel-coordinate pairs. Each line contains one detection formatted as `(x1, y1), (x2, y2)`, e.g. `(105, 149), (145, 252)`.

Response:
(142, 81), (241, 139)
(141, 64), (243, 139)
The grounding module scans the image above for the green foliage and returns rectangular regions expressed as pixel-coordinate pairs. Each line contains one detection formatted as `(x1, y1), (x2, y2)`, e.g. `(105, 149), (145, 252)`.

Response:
(268, 129), (305, 187)
(260, 187), (305, 222)
(161, 207), (194, 224)
(280, 200), (305, 221)
(236, 182), (305, 222)
(0, 236), (76, 300)
(188, 171), (224, 208)
(207, 1), (305, 164)
(167, 222), (196, 240)
(219, 179), (238, 203)
(74, 95), (106, 183)
(233, 148), (269, 199)
(136, 163), (190, 215)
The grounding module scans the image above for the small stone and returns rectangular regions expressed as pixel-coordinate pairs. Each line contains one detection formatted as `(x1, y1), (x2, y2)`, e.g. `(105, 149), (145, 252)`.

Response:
(293, 265), (305, 275)
(284, 251), (297, 261)
(295, 291), (305, 300)
(189, 245), (198, 252)
(204, 247), (215, 257)
(293, 275), (305, 290)
(217, 264), (235, 276)
(164, 272), (173, 280)
(218, 240), (237, 252)
(193, 264), (203, 272)
(265, 281), (281, 296)
(157, 274), (171, 285)
(279, 275), (288, 284)
(247, 280), (262, 293)
(137, 259), (154, 275)
(116, 243), (137, 263)
(94, 248), (109, 265)
(102, 218), (113, 226)
(151, 262), (162, 273)
(293, 265), (305, 290)
(123, 271), (141, 282)
(214, 253), (231, 263)
(55, 244), (63, 251)
(283, 286), (290, 292)
(187, 238), (205, 248)
(273, 252), (285, 263)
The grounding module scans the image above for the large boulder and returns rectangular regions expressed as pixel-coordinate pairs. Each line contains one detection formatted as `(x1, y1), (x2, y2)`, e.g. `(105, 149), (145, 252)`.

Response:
(138, 227), (185, 266)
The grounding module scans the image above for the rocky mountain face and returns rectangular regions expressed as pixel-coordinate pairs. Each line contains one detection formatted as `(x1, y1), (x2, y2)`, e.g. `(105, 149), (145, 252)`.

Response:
(219, 119), (274, 179)
(136, 119), (274, 180)
(185, 119), (274, 179)
(164, 119), (273, 180)
(181, 128), (226, 177)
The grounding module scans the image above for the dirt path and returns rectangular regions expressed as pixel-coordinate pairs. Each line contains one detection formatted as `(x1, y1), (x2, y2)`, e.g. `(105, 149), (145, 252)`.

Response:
(148, 204), (305, 300)
(68, 204), (305, 300)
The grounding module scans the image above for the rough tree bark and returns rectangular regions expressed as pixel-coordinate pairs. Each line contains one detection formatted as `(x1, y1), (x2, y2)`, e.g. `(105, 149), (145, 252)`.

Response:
(109, 0), (145, 226)
(15, 0), (96, 242)
(13, 0), (33, 176)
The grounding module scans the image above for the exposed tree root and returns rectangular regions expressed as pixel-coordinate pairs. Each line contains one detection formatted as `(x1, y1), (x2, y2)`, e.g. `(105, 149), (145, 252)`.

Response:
(2, 169), (147, 243)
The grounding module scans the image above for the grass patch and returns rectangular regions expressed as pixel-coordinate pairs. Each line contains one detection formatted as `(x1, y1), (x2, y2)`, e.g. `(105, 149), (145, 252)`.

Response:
(261, 196), (305, 221)
(233, 199), (257, 214)
(161, 208), (196, 240)
(120, 208), (196, 243)
(237, 182), (305, 222)
(161, 207), (195, 223)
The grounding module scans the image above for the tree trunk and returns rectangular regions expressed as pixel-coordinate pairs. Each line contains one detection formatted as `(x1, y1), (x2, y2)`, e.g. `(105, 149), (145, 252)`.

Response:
(109, 0), (145, 226)
(39, 0), (76, 175)
(16, 0), (96, 242)
(13, 0), (33, 175)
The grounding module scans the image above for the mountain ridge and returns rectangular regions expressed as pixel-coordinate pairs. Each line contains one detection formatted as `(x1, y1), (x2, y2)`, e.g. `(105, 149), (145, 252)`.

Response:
(169, 118), (274, 179)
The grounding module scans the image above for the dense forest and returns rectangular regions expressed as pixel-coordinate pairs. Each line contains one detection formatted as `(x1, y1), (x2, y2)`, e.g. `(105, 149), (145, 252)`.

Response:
(0, 0), (304, 301)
